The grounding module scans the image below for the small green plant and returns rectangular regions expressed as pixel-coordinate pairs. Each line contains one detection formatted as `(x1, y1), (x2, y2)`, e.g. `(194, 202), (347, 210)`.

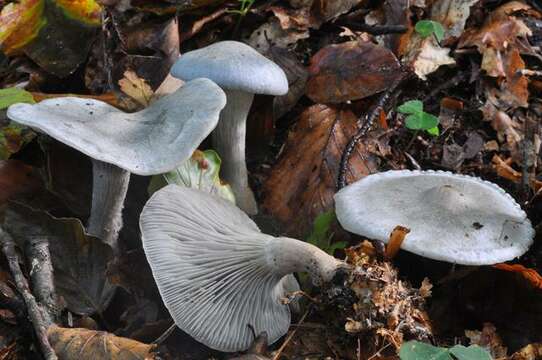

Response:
(306, 210), (347, 255)
(399, 341), (492, 360)
(415, 20), (445, 42)
(397, 100), (440, 136)
(228, 0), (256, 17)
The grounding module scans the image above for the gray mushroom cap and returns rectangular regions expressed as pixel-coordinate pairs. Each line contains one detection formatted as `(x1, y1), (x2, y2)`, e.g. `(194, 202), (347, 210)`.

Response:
(140, 185), (343, 352)
(171, 41), (288, 95)
(6, 78), (227, 176)
(334, 170), (534, 265)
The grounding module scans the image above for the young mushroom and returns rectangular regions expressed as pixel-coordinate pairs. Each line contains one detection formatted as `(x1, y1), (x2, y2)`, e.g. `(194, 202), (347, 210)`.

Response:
(334, 170), (534, 265)
(7, 78), (227, 250)
(170, 41), (289, 215)
(140, 185), (345, 352)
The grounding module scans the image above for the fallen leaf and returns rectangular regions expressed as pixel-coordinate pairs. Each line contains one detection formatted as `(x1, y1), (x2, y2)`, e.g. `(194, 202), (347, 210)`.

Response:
(247, 18), (309, 54)
(263, 104), (379, 236)
(117, 18), (180, 91)
(311, 0), (362, 25)
(430, 0), (479, 41)
(494, 263), (542, 289)
(48, 325), (156, 360)
(0, 87), (35, 109)
(384, 226), (410, 261)
(118, 70), (154, 107)
(4, 202), (117, 316)
(458, 2), (531, 107)
(465, 323), (508, 359)
(148, 149), (235, 204)
(0, 160), (41, 205)
(408, 37), (456, 80)
(0, 0), (102, 77)
(0, 121), (35, 160)
(510, 343), (542, 360)
(306, 40), (401, 104)
(419, 278), (433, 298)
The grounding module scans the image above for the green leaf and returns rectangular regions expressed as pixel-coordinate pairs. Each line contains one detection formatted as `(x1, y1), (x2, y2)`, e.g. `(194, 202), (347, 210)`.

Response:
(306, 210), (335, 249)
(400, 341), (453, 360)
(327, 241), (348, 254)
(398, 100), (423, 115)
(0, 87), (35, 109)
(426, 126), (440, 136)
(415, 20), (445, 42)
(450, 345), (492, 360)
(419, 112), (440, 129)
(148, 149), (235, 204)
(405, 113), (439, 131)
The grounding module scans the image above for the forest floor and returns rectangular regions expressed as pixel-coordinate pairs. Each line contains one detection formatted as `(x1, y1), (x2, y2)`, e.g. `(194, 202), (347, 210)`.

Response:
(0, 0), (542, 359)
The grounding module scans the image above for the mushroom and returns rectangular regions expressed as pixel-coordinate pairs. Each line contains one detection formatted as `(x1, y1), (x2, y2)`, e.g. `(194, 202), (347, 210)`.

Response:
(140, 185), (345, 352)
(7, 78), (227, 250)
(334, 170), (534, 265)
(170, 41), (289, 215)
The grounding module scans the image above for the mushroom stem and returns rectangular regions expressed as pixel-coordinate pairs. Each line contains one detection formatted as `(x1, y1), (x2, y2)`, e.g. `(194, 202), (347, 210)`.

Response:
(268, 237), (345, 285)
(212, 89), (258, 215)
(87, 159), (131, 250)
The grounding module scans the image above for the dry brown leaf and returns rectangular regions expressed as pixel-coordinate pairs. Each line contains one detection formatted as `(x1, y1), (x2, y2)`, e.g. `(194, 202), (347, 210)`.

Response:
(118, 70), (154, 107)
(465, 323), (508, 359)
(262, 104), (378, 236)
(419, 278), (433, 298)
(48, 325), (156, 360)
(510, 343), (542, 360)
(430, 0), (479, 40)
(247, 18), (309, 54)
(384, 226), (410, 261)
(408, 37), (456, 80)
(0, 160), (41, 205)
(306, 40), (401, 103)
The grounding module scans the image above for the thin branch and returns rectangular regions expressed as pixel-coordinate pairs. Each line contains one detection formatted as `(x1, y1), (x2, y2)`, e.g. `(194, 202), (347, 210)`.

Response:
(0, 227), (57, 360)
(337, 70), (410, 189)
(26, 236), (60, 323)
(272, 306), (311, 360)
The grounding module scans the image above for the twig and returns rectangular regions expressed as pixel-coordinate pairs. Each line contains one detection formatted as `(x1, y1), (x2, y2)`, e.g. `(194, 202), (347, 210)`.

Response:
(337, 22), (408, 35)
(337, 70), (409, 189)
(0, 227), (57, 360)
(272, 306), (311, 360)
(152, 321), (176, 345)
(26, 236), (60, 322)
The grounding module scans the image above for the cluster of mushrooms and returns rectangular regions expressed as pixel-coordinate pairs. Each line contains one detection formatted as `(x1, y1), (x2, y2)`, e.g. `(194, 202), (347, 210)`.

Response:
(6, 41), (535, 353)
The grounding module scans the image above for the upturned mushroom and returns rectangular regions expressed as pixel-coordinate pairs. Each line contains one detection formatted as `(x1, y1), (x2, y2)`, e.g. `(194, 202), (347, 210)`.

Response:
(140, 185), (345, 352)
(334, 170), (534, 265)
(170, 41), (289, 215)
(7, 78), (226, 250)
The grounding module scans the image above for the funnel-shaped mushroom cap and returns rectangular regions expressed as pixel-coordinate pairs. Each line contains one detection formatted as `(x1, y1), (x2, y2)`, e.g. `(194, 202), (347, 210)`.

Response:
(7, 78), (226, 176)
(334, 170), (534, 265)
(140, 185), (342, 352)
(171, 41), (288, 95)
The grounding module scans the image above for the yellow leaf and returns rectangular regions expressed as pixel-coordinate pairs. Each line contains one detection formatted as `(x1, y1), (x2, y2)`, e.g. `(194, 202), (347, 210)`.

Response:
(0, 0), (45, 54)
(118, 71), (154, 107)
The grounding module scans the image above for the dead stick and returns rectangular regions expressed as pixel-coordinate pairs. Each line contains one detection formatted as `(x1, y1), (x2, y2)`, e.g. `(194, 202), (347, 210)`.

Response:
(26, 236), (60, 322)
(0, 228), (57, 360)
(272, 306), (311, 360)
(337, 70), (409, 189)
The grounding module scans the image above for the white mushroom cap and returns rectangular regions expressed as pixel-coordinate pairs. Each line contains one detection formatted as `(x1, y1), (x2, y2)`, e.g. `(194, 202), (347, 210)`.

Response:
(334, 170), (534, 265)
(140, 185), (343, 352)
(171, 41), (288, 96)
(6, 78), (226, 176)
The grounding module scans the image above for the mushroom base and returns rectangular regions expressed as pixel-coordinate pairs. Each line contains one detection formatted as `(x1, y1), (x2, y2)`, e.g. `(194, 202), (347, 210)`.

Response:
(87, 160), (131, 250)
